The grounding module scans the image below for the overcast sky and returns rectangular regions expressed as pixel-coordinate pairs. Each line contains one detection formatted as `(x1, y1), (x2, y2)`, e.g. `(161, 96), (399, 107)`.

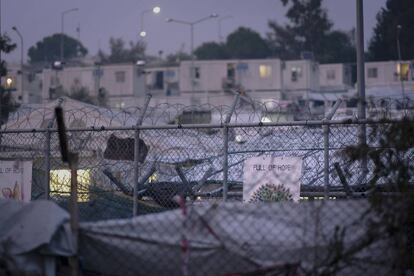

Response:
(2, 0), (386, 63)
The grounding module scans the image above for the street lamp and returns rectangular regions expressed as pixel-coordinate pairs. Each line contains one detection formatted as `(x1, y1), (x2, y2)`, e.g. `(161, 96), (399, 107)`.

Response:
(60, 8), (79, 62)
(396, 24), (405, 99)
(12, 26), (24, 103)
(218, 15), (232, 42)
(139, 6), (161, 38)
(166, 13), (218, 95)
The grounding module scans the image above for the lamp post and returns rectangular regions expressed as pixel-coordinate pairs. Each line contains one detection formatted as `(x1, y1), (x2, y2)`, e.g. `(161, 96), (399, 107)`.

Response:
(396, 25), (405, 99)
(166, 14), (218, 96)
(218, 15), (232, 42)
(60, 8), (78, 62)
(12, 26), (24, 103)
(139, 6), (161, 37)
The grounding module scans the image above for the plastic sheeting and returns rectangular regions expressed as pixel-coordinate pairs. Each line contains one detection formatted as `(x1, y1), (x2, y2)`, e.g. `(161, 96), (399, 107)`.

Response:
(0, 200), (75, 274)
(79, 200), (393, 276)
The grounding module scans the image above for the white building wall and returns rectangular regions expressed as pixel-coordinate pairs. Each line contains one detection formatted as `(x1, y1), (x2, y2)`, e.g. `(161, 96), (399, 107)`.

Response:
(179, 59), (283, 95)
(41, 64), (145, 106)
(319, 63), (352, 90)
(282, 60), (320, 100)
(365, 60), (414, 88)
(235, 59), (282, 92)
(145, 66), (180, 97)
(3, 64), (42, 104)
(180, 60), (227, 93)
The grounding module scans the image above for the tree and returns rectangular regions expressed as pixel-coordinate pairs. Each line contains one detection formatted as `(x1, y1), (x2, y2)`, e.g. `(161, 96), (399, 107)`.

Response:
(226, 27), (270, 59)
(69, 86), (95, 105)
(28, 34), (87, 64)
(0, 33), (18, 124)
(194, 42), (229, 60)
(267, 0), (355, 63)
(165, 51), (191, 65)
(368, 0), (414, 61)
(98, 37), (146, 64)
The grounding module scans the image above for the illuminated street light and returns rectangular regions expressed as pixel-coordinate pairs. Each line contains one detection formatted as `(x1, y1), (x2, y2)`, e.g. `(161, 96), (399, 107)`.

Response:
(140, 6), (161, 37)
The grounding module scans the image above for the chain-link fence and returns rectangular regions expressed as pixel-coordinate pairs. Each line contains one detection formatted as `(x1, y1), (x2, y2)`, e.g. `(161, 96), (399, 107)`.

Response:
(1, 97), (413, 274)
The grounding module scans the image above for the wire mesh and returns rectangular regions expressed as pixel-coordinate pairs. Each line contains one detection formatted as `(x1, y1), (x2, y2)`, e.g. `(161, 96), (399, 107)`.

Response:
(0, 97), (413, 275)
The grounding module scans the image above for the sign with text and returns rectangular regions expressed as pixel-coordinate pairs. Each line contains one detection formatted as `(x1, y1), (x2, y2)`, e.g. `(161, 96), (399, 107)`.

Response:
(0, 160), (32, 202)
(243, 156), (302, 202)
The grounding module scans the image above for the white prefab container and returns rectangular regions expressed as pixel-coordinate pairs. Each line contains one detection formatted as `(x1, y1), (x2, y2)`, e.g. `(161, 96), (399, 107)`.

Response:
(179, 59), (283, 98)
(365, 60), (414, 89)
(41, 63), (145, 108)
(319, 63), (353, 91)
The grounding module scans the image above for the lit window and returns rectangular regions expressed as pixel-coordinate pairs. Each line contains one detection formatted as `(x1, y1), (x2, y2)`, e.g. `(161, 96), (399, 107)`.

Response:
(49, 169), (91, 202)
(327, 70), (336, 80)
(149, 172), (157, 183)
(115, 71), (126, 83)
(259, 65), (272, 78)
(396, 63), (409, 81)
(367, 68), (378, 78)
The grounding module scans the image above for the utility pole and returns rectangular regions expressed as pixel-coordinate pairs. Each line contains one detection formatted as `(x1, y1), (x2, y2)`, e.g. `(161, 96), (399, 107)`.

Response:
(356, 0), (367, 181)
(0, 0), (3, 124)
(396, 25), (405, 100)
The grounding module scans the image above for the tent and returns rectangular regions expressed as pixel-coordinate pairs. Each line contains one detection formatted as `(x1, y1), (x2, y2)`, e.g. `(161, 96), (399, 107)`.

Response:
(0, 199), (74, 274)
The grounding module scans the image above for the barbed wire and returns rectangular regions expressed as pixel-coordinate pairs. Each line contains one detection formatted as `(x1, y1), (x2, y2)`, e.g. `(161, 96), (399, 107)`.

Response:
(2, 96), (414, 130)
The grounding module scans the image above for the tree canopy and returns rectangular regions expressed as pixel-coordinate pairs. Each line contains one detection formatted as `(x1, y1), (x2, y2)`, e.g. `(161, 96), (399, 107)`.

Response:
(368, 0), (414, 61)
(267, 0), (355, 63)
(226, 27), (270, 59)
(194, 27), (270, 60)
(98, 37), (146, 64)
(194, 42), (229, 60)
(28, 33), (87, 64)
(0, 34), (18, 123)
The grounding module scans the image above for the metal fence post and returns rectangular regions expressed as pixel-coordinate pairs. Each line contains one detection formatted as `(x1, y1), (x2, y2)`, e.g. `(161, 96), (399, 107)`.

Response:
(323, 99), (342, 200)
(133, 94), (152, 216)
(323, 124), (330, 200)
(44, 128), (51, 200)
(223, 93), (240, 201)
(223, 126), (229, 201)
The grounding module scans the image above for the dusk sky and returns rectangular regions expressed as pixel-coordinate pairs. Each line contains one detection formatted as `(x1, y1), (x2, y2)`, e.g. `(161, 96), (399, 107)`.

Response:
(2, 0), (387, 63)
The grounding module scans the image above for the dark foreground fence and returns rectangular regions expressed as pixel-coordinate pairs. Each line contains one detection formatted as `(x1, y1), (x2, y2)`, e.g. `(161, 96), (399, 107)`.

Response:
(0, 112), (413, 274)
(1, 119), (411, 219)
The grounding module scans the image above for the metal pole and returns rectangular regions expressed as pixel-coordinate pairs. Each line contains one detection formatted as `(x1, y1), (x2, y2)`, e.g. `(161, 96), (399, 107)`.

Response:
(356, 0), (366, 122)
(356, 0), (367, 181)
(190, 24), (195, 98)
(69, 153), (79, 276)
(133, 94), (151, 216)
(223, 94), (239, 201)
(218, 16), (232, 42)
(45, 129), (51, 200)
(323, 124), (330, 200)
(396, 25), (405, 99)
(60, 12), (64, 62)
(60, 8), (78, 63)
(0, 0), (3, 125)
(223, 127), (229, 201)
(12, 27), (24, 103)
(323, 99), (343, 200)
